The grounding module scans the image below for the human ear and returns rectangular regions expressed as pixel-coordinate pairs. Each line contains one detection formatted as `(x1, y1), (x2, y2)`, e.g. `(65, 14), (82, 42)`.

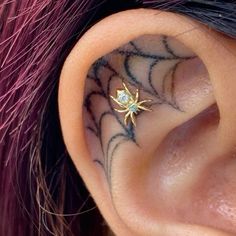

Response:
(58, 9), (236, 236)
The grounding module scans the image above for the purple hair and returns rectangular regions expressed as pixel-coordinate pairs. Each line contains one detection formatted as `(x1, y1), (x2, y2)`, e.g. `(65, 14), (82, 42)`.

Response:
(1, 0), (236, 235)
(0, 0), (110, 235)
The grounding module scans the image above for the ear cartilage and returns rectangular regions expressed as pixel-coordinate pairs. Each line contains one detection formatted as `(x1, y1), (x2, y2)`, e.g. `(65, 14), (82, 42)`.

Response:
(110, 82), (152, 127)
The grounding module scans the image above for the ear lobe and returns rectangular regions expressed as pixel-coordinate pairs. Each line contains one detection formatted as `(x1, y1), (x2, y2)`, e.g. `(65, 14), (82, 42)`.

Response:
(59, 9), (236, 236)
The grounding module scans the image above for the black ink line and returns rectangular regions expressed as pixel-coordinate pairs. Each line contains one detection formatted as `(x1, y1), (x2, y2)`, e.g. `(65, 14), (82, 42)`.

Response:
(163, 36), (196, 60)
(84, 91), (107, 134)
(106, 73), (119, 101)
(105, 133), (127, 171)
(93, 159), (104, 169)
(129, 41), (142, 53)
(124, 55), (156, 96)
(170, 61), (185, 112)
(161, 62), (183, 111)
(98, 111), (113, 154)
(85, 37), (196, 183)
(162, 35), (179, 58)
(84, 91), (106, 108)
(148, 59), (161, 98)
(124, 55), (143, 87)
(93, 58), (109, 92)
(86, 126), (98, 136)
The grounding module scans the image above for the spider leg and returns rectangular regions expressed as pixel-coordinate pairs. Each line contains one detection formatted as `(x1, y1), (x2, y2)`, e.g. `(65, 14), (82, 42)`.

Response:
(122, 82), (133, 97)
(110, 95), (126, 108)
(138, 105), (152, 112)
(124, 111), (131, 125)
(134, 89), (139, 103)
(137, 99), (152, 105)
(114, 107), (129, 113)
(130, 112), (136, 126)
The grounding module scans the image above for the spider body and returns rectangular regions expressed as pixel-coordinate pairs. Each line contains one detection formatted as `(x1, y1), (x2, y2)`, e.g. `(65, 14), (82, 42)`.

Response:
(110, 82), (152, 126)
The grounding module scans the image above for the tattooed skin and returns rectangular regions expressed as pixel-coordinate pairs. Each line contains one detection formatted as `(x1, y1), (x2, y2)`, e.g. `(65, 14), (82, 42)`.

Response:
(83, 35), (196, 184)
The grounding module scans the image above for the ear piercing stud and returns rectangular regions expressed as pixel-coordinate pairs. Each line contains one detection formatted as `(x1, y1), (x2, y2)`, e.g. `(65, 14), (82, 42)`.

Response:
(110, 82), (152, 126)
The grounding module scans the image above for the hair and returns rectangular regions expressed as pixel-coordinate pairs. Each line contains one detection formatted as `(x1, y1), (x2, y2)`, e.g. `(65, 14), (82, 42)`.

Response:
(0, 0), (236, 235)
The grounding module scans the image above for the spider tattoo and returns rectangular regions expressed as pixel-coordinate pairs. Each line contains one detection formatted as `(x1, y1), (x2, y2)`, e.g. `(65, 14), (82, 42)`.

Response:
(110, 82), (152, 126)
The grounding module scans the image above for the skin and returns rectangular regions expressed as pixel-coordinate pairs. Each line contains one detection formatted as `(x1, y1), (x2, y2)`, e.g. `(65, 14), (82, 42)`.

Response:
(84, 35), (196, 184)
(58, 9), (236, 236)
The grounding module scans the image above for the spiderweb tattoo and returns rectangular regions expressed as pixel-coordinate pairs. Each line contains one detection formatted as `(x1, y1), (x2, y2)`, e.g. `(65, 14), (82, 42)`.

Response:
(83, 35), (196, 182)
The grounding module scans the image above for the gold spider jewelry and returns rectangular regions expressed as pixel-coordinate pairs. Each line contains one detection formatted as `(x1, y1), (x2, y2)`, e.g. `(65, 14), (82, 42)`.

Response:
(110, 82), (152, 126)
